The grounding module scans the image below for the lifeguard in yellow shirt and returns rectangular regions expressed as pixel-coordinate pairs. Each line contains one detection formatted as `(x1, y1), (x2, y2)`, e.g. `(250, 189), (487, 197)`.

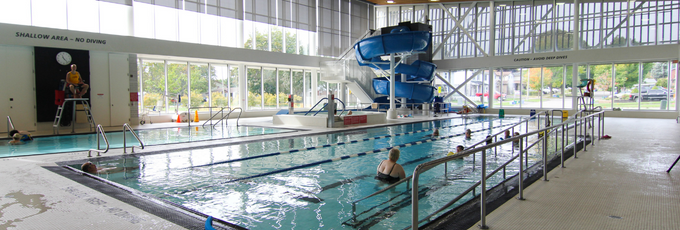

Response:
(65, 64), (89, 98)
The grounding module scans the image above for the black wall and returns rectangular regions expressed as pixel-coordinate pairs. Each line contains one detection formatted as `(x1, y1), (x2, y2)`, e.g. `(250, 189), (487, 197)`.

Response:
(34, 47), (90, 122)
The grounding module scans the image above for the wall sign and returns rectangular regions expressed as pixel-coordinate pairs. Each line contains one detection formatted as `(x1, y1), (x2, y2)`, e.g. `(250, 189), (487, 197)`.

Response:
(15, 32), (107, 45)
(514, 55), (568, 63)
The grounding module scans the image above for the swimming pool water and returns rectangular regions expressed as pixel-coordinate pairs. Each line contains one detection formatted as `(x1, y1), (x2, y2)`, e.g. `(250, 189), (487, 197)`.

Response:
(1, 126), (295, 158)
(71, 117), (569, 229)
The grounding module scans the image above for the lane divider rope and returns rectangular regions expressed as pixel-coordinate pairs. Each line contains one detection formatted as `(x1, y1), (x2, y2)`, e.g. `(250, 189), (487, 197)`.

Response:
(175, 120), (514, 194)
(190, 119), (501, 168)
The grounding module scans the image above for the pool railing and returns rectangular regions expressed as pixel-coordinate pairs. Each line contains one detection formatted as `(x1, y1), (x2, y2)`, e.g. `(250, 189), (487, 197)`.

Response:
(123, 123), (144, 153)
(6, 116), (14, 137)
(407, 109), (605, 229)
(88, 124), (110, 157)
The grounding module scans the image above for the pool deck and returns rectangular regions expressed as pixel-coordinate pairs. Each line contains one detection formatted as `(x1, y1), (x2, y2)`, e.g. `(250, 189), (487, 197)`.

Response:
(0, 115), (678, 229)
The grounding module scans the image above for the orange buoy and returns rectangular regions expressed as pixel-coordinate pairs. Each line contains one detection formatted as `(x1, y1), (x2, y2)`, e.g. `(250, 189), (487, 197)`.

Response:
(177, 114), (181, 123)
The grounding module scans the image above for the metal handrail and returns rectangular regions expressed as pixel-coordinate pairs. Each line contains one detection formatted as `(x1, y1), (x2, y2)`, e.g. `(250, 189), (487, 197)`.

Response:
(7, 116), (15, 137)
(123, 123), (144, 153)
(188, 106), (229, 127)
(88, 125), (110, 157)
(410, 110), (606, 229)
(203, 107), (229, 127)
(222, 107), (243, 127)
(305, 98), (347, 116)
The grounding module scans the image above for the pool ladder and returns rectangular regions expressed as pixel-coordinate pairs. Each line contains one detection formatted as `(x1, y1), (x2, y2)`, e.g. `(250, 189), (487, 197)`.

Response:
(123, 123), (144, 153)
(88, 125), (109, 157)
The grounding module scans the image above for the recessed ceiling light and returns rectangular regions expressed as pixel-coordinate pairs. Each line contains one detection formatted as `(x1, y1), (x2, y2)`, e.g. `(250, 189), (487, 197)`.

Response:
(498, 4), (506, 7)
(556, 2), (565, 5)
(387, 0), (394, 3)
(430, 0), (440, 2)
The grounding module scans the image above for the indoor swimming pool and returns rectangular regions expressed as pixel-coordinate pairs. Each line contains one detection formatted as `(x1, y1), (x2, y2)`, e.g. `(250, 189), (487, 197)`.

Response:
(1, 126), (296, 158)
(65, 116), (559, 229)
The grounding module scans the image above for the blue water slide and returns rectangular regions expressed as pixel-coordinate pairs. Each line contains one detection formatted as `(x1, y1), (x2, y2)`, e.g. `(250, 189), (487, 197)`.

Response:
(354, 30), (431, 61)
(372, 78), (435, 103)
(358, 60), (436, 82)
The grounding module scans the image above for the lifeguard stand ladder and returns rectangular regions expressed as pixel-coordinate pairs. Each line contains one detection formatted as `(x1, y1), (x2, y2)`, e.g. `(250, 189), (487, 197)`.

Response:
(53, 98), (96, 134)
(577, 79), (595, 111)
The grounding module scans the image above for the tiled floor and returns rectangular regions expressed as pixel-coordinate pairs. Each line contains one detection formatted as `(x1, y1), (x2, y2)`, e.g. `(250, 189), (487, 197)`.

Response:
(2, 115), (677, 229)
(468, 118), (680, 230)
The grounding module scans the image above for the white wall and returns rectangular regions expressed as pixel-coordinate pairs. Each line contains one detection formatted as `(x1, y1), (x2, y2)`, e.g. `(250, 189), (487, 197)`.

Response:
(0, 45), (36, 132)
(89, 51), (111, 126)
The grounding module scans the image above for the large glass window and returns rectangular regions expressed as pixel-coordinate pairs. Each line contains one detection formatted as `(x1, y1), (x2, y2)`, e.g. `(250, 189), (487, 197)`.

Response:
(229, 66), (240, 108)
(247, 67), (262, 110)
(613, 63), (640, 110)
(166, 62), (188, 113)
(542, 66), (565, 109)
(211, 65), (231, 109)
(640, 61), (670, 110)
(292, 70), (304, 108)
(139, 60), (166, 114)
(263, 68), (277, 109)
(305, 71), (313, 107)
(189, 63), (210, 111)
(590, 64), (613, 110)
(278, 69), (291, 108)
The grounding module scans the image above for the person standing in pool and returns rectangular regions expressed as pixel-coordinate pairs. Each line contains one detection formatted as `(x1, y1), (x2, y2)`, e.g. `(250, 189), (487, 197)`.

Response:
(465, 129), (472, 139)
(375, 148), (406, 184)
(423, 128), (440, 139)
(8, 134), (24, 145)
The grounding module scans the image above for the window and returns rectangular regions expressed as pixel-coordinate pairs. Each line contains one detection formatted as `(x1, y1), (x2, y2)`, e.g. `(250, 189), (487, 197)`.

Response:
(247, 67), (262, 110)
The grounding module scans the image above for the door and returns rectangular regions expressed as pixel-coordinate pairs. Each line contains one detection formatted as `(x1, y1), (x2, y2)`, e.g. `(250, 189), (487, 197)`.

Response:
(108, 53), (130, 126)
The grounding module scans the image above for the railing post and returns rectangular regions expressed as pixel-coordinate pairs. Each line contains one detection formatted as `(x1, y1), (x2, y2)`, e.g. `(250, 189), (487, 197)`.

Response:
(480, 148), (488, 229)
(591, 115), (595, 146)
(518, 138), (525, 200)
(543, 134), (549, 181)
(583, 116), (588, 152)
(352, 204), (356, 223)
(574, 120), (578, 159)
(411, 172), (419, 230)
(124, 126), (128, 153)
(445, 162), (448, 180)
(561, 123), (565, 168)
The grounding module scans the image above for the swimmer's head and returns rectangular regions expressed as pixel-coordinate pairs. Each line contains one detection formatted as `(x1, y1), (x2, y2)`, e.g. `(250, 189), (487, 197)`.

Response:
(9, 130), (19, 137)
(12, 133), (21, 140)
(457, 145), (465, 152)
(388, 148), (400, 161)
(81, 162), (97, 174)
(433, 128), (439, 136)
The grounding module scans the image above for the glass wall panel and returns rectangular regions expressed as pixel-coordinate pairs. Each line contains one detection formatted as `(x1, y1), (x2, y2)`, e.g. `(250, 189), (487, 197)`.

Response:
(640, 61), (670, 110)
(167, 62), (188, 112)
(179, 11), (200, 43)
(590, 64), (613, 109)
(513, 1), (534, 54)
(613, 63), (640, 110)
(579, 1), (602, 49)
(292, 70), (304, 108)
(219, 17), (239, 47)
(447, 70), (466, 106)
(32, 0), (67, 29)
(305, 71), (313, 107)
(0, 0), (31, 25)
(200, 14), (219, 46)
(543, 66), (564, 109)
(67, 0), (100, 33)
(134, 2), (155, 38)
(555, 0), (574, 51)
(229, 66), (240, 108)
(99, 2), (133, 36)
(189, 63), (210, 111)
(247, 67), (262, 110)
(493, 68), (514, 108)
(263, 68), (277, 109)
(255, 22), (270, 51)
(670, 62), (678, 110)
(278, 69), (291, 108)
(271, 27), (284, 53)
(523, 67), (541, 108)
(565, 66), (574, 110)
(317, 73), (328, 102)
(155, 5), (179, 41)
(140, 60), (166, 114)
(211, 65), (231, 109)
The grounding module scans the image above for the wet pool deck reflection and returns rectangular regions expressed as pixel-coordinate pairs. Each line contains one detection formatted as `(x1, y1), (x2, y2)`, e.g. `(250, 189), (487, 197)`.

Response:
(1, 116), (678, 229)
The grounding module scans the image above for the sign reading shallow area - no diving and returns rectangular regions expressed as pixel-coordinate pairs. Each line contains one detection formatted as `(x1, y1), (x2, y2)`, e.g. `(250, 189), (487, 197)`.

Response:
(15, 32), (107, 45)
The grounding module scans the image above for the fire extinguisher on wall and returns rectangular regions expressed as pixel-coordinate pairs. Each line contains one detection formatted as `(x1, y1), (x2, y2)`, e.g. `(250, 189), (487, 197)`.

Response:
(288, 94), (294, 114)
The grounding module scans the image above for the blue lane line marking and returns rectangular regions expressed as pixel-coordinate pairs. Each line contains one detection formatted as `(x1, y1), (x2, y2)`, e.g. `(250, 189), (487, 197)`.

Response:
(176, 121), (515, 192)
(190, 119), (498, 168)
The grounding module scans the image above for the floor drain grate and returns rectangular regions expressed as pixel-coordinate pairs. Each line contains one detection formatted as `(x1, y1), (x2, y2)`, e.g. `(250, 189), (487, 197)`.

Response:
(608, 215), (623, 219)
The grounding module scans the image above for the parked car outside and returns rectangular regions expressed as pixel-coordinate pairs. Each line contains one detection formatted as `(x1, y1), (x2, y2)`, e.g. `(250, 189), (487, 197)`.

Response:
(475, 92), (507, 100)
(614, 90), (631, 100)
(629, 89), (667, 101)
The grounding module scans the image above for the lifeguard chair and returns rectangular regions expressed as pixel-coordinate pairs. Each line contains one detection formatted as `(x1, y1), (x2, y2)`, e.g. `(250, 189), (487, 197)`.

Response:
(577, 79), (595, 110)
